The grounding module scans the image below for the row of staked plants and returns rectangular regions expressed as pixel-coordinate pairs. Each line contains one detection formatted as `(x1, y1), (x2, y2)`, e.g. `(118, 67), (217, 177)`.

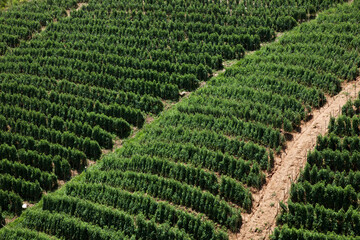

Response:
(273, 3), (360, 240)
(0, 0), (350, 224)
(2, 0), (360, 239)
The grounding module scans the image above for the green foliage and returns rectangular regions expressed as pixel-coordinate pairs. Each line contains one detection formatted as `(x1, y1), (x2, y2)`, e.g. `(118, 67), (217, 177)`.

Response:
(101, 154), (252, 210)
(120, 141), (255, 185)
(0, 0), (356, 238)
(278, 201), (360, 236)
(290, 181), (358, 211)
(42, 195), (191, 240)
(276, 16), (298, 31)
(272, 225), (360, 240)
(85, 169), (242, 231)
(24, 209), (128, 240)
(65, 182), (226, 240)
(0, 174), (42, 201)
(146, 125), (270, 164)
(159, 111), (284, 148)
(272, 3), (360, 239)
(0, 189), (22, 215)
(300, 163), (360, 192)
(0, 159), (57, 191)
(0, 228), (58, 240)
(277, 111), (360, 237)
(0, 131), (86, 170)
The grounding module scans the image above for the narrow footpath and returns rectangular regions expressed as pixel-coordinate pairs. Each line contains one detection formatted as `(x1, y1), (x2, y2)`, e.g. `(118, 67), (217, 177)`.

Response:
(235, 77), (360, 240)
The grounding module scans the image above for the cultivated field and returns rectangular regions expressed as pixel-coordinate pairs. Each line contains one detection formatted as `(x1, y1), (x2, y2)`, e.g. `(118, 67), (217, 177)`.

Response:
(0, 0), (359, 239)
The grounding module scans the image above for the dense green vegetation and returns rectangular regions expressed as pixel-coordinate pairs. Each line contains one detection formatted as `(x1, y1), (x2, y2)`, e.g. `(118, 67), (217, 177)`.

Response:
(0, 228), (57, 240)
(1, 0), (359, 239)
(0, 0), (350, 224)
(273, 6), (360, 239)
(274, 114), (360, 239)
(3, 2), (360, 240)
(0, 0), (25, 9)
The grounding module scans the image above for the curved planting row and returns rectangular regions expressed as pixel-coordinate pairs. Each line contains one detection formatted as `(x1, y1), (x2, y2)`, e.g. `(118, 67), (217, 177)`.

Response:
(273, 4), (360, 239)
(0, 0), (357, 239)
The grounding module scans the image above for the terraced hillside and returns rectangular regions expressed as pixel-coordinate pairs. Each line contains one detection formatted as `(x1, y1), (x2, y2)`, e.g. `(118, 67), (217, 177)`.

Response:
(0, 0), (349, 225)
(1, 0), (359, 239)
(274, 95), (360, 239)
(272, 4), (360, 237)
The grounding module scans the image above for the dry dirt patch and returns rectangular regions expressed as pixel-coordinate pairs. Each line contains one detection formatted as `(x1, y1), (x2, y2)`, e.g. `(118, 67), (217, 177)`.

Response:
(234, 78), (360, 240)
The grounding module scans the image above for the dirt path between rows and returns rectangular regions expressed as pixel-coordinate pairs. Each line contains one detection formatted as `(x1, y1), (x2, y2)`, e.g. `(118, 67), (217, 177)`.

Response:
(234, 77), (360, 240)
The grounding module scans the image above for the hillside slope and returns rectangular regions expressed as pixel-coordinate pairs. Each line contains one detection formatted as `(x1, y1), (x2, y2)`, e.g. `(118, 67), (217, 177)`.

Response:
(2, 1), (360, 239)
(0, 0), (351, 228)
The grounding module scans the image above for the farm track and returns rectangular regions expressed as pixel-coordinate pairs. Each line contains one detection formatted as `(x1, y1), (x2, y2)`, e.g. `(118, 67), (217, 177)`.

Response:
(234, 76), (360, 240)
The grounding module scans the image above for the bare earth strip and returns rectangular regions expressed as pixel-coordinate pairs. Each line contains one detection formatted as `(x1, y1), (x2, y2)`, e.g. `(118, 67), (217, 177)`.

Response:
(234, 77), (360, 240)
